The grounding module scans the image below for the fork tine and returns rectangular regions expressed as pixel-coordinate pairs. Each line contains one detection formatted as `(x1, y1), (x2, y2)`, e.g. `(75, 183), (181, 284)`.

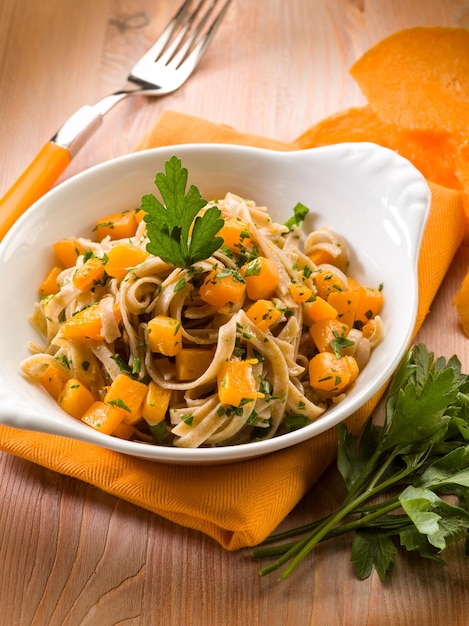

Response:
(129, 0), (232, 91)
(157, 0), (207, 67)
(175, 0), (233, 73)
(129, 0), (193, 76)
(169, 0), (216, 67)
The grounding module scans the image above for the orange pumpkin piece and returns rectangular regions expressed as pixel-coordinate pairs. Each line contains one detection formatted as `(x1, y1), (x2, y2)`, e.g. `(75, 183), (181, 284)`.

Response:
(105, 243), (149, 280)
(142, 381), (172, 425)
(245, 299), (282, 332)
(217, 360), (264, 407)
(39, 266), (62, 297)
(313, 268), (347, 300)
(303, 296), (338, 325)
(81, 400), (125, 435)
(308, 249), (337, 268)
(135, 209), (146, 224)
(175, 348), (214, 381)
(294, 105), (460, 191)
(289, 283), (313, 303)
(94, 209), (139, 241)
(309, 352), (359, 396)
(309, 318), (349, 354)
(53, 238), (85, 268)
(296, 28), (469, 239)
(218, 218), (251, 253)
(327, 290), (360, 329)
(351, 284), (384, 326)
(40, 363), (69, 400)
(104, 374), (148, 425)
(295, 105), (400, 151)
(72, 256), (105, 290)
(58, 378), (95, 419)
(240, 256), (280, 300)
(60, 302), (121, 341)
(147, 315), (183, 357)
(113, 422), (136, 440)
(349, 27), (469, 135)
(199, 269), (246, 308)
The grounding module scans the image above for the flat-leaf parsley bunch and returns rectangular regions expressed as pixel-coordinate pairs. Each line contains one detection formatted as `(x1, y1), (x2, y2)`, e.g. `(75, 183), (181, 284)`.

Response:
(253, 344), (469, 581)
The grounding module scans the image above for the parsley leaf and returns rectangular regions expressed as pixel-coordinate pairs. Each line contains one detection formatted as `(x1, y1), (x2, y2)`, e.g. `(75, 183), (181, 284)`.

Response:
(330, 330), (355, 359)
(253, 344), (469, 582)
(283, 202), (309, 231)
(142, 156), (224, 268)
(351, 529), (397, 581)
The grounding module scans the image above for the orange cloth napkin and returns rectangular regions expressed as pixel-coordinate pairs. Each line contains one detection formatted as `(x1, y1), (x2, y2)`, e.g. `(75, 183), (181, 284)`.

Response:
(0, 110), (464, 550)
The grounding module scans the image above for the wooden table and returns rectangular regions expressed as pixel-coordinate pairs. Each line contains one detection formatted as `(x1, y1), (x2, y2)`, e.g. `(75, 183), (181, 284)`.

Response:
(1, 1), (469, 624)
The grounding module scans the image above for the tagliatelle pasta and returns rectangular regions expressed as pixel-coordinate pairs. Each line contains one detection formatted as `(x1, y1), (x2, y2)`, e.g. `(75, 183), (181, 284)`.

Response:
(21, 192), (384, 448)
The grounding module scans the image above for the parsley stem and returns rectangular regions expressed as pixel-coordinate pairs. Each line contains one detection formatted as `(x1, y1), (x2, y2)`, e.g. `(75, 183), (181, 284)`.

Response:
(257, 534), (315, 576)
(258, 461), (417, 579)
(324, 498), (402, 537)
(365, 448), (398, 492)
(257, 518), (326, 546)
(254, 497), (404, 561)
(339, 449), (385, 508)
(275, 487), (384, 579)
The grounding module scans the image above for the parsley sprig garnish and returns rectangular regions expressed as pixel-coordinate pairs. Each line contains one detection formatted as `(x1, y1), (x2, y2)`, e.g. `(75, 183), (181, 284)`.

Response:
(253, 344), (469, 581)
(141, 156), (224, 268)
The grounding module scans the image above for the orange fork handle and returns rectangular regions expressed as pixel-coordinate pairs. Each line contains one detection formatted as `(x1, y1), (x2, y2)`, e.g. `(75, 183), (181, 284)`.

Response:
(0, 141), (71, 242)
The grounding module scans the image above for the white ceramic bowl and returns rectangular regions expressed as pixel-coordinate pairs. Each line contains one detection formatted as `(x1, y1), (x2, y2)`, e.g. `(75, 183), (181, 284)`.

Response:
(0, 143), (430, 464)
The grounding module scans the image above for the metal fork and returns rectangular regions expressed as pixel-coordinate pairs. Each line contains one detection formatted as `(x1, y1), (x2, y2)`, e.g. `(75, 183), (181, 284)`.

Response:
(0, 0), (232, 241)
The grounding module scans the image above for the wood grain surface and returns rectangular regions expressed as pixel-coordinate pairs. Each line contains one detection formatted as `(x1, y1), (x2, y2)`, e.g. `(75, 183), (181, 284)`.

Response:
(1, 1), (469, 624)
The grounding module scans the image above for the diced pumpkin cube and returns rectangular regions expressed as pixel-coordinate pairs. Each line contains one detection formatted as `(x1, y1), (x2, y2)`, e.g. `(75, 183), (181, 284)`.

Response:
(303, 296), (338, 325)
(352, 284), (384, 325)
(72, 256), (105, 290)
(142, 381), (172, 425)
(240, 256), (280, 300)
(199, 269), (246, 308)
(58, 378), (95, 419)
(53, 238), (85, 268)
(309, 318), (349, 354)
(113, 422), (136, 440)
(289, 283), (313, 303)
(308, 249), (336, 267)
(135, 209), (146, 224)
(81, 400), (124, 435)
(217, 360), (264, 407)
(313, 268), (347, 299)
(60, 302), (121, 342)
(40, 363), (69, 400)
(218, 218), (251, 253)
(104, 373), (148, 425)
(94, 209), (139, 241)
(309, 352), (359, 396)
(147, 315), (183, 356)
(105, 243), (149, 280)
(245, 299), (282, 332)
(39, 266), (62, 297)
(174, 348), (214, 381)
(327, 290), (360, 329)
